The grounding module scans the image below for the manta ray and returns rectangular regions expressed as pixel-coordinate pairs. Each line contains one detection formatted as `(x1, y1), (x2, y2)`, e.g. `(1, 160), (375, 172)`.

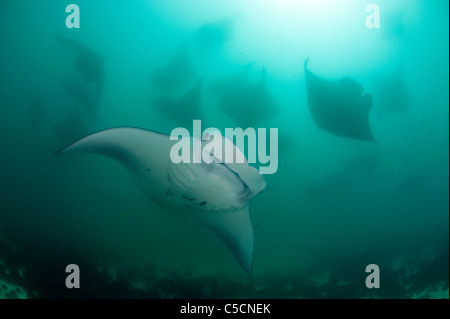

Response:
(304, 58), (375, 142)
(194, 16), (239, 50)
(152, 78), (204, 129)
(219, 67), (279, 128)
(55, 34), (104, 104)
(152, 42), (194, 92)
(208, 62), (255, 98)
(56, 128), (266, 274)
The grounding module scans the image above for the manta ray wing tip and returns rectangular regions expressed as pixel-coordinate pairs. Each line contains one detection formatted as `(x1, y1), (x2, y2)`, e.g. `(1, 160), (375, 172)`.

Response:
(54, 143), (72, 155)
(304, 57), (310, 68)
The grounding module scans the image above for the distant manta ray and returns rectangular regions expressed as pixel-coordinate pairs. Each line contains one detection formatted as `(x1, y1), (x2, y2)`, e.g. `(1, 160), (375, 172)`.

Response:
(194, 16), (240, 50)
(218, 67), (279, 128)
(56, 128), (266, 274)
(153, 78), (204, 129)
(208, 62), (255, 98)
(152, 42), (194, 92)
(304, 58), (375, 142)
(55, 34), (104, 104)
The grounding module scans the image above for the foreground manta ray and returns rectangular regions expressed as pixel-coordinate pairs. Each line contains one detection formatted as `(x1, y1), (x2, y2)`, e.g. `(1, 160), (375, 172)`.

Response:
(56, 128), (266, 274)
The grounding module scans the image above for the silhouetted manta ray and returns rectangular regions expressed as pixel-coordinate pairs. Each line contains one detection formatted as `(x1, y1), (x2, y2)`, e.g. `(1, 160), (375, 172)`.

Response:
(55, 34), (104, 106)
(373, 67), (410, 117)
(56, 128), (266, 274)
(195, 16), (239, 50)
(153, 78), (204, 129)
(304, 58), (375, 142)
(208, 62), (255, 98)
(152, 42), (194, 92)
(219, 67), (279, 128)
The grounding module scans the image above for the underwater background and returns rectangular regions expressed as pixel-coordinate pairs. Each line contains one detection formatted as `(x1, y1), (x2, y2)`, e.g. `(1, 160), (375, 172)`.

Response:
(0, 0), (448, 299)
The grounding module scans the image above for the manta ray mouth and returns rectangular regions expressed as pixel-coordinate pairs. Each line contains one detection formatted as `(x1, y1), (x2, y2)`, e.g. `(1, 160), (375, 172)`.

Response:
(217, 162), (253, 204)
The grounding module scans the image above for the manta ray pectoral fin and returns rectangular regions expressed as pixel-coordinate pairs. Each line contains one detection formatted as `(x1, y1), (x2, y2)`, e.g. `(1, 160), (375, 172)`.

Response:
(54, 127), (171, 175)
(193, 207), (254, 274)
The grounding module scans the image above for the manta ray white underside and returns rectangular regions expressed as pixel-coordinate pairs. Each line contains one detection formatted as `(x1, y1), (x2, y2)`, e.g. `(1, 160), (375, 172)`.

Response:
(56, 127), (266, 274)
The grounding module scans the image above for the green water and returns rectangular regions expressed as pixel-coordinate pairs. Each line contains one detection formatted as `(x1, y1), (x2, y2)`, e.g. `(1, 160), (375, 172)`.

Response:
(0, 0), (448, 298)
